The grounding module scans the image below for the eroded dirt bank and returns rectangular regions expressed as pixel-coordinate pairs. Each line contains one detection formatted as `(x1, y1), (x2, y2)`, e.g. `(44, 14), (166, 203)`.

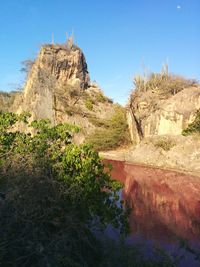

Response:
(100, 140), (200, 177)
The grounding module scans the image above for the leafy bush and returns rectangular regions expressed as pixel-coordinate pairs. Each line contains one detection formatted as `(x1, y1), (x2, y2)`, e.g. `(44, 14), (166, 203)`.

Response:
(0, 111), (128, 267)
(182, 110), (200, 136)
(154, 138), (176, 151)
(96, 92), (107, 103)
(86, 105), (131, 151)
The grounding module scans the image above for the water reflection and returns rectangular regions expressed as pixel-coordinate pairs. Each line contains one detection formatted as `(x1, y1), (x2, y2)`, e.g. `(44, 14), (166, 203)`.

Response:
(104, 159), (200, 266)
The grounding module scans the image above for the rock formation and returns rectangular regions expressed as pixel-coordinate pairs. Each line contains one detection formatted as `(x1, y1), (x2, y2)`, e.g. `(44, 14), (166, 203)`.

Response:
(101, 75), (200, 173)
(127, 78), (200, 144)
(0, 43), (115, 143)
(124, 75), (200, 173)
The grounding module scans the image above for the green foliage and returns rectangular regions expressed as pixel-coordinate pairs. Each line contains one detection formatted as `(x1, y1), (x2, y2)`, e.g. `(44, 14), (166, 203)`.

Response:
(154, 138), (176, 151)
(0, 111), (30, 130)
(85, 99), (93, 110)
(0, 111), (128, 266)
(94, 92), (113, 104)
(96, 92), (107, 103)
(182, 110), (200, 136)
(0, 111), (192, 267)
(86, 105), (131, 151)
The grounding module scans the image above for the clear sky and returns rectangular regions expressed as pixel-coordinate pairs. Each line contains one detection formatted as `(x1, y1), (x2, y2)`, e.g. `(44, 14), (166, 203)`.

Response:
(0, 0), (199, 104)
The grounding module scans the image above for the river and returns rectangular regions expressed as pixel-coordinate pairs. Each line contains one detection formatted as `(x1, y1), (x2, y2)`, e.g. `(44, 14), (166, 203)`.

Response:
(104, 159), (200, 267)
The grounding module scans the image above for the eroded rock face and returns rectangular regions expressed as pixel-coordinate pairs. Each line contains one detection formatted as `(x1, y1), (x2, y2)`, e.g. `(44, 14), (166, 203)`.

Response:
(24, 44), (90, 96)
(0, 44), (114, 142)
(128, 86), (200, 143)
(20, 44), (90, 121)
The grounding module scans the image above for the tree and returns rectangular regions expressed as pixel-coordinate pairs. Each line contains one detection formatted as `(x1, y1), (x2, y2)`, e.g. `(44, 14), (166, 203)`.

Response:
(0, 111), (128, 267)
(20, 59), (35, 78)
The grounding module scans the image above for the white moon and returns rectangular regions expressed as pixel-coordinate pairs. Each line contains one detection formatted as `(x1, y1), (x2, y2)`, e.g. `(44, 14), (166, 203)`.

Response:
(177, 5), (181, 9)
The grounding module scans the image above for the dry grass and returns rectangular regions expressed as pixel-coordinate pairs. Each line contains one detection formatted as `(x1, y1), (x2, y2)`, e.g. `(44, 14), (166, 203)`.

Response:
(133, 67), (197, 99)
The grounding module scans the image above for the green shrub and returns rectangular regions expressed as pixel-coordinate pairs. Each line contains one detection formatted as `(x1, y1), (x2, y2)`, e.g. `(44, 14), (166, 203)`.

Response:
(96, 92), (107, 103)
(182, 110), (200, 136)
(0, 111), (196, 267)
(154, 138), (175, 151)
(86, 105), (131, 151)
(85, 99), (93, 110)
(0, 111), (128, 267)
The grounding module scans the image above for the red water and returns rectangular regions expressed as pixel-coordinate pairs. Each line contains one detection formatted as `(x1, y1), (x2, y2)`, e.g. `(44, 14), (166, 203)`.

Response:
(104, 159), (200, 244)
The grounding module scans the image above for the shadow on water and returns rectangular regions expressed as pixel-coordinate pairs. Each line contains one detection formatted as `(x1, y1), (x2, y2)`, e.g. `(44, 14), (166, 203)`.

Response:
(103, 159), (200, 267)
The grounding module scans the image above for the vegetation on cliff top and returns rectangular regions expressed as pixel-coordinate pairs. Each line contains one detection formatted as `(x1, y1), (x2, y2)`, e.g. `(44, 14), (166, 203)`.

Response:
(132, 65), (197, 99)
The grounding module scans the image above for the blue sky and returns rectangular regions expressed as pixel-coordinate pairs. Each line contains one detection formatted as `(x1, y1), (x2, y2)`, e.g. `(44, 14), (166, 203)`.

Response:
(0, 0), (199, 104)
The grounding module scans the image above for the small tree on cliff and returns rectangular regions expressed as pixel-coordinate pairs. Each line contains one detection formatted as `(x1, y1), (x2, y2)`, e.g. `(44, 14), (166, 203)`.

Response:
(21, 59), (34, 75)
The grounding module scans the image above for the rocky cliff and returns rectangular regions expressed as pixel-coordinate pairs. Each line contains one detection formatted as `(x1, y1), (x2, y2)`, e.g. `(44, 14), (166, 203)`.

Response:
(127, 76), (200, 143)
(0, 43), (115, 142)
(124, 74), (200, 173)
(101, 74), (200, 173)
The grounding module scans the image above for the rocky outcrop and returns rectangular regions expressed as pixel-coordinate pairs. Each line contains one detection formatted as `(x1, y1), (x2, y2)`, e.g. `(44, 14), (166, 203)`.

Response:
(24, 44), (90, 97)
(0, 43), (115, 142)
(123, 80), (200, 173)
(128, 85), (200, 143)
(101, 81), (200, 173)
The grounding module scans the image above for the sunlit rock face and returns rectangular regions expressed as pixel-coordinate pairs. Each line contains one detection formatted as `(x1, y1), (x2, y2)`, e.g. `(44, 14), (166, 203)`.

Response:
(0, 43), (115, 142)
(106, 159), (200, 243)
(128, 86), (200, 143)
(126, 83), (200, 172)
(20, 44), (90, 122)
(24, 44), (90, 99)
